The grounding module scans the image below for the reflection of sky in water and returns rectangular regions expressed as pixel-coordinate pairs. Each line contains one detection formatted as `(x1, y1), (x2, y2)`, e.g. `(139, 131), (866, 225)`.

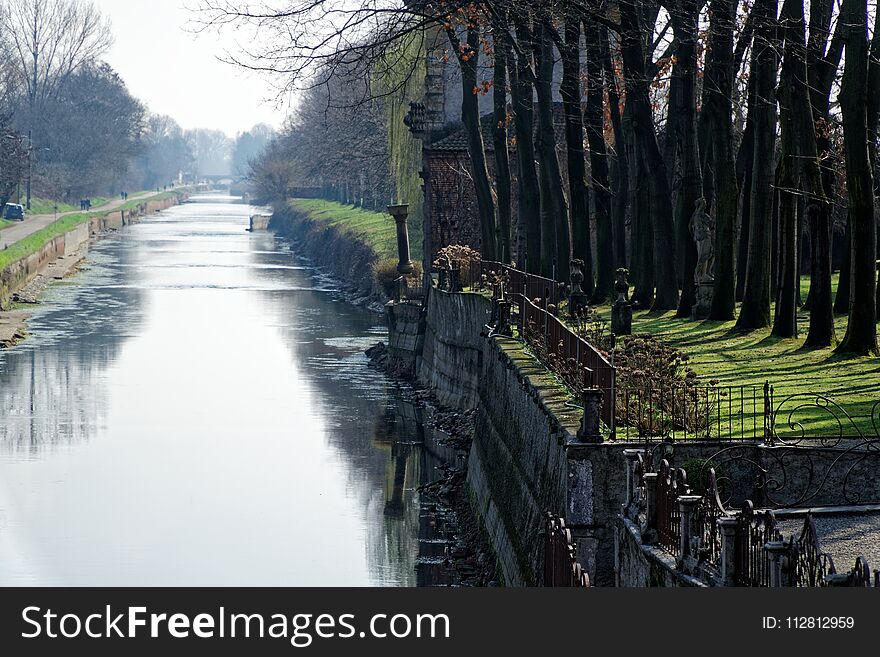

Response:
(0, 195), (427, 587)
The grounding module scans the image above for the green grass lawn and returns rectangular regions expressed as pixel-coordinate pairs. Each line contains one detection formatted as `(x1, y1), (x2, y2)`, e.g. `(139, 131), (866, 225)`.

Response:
(289, 198), (423, 262)
(589, 273), (880, 437)
(27, 197), (78, 215)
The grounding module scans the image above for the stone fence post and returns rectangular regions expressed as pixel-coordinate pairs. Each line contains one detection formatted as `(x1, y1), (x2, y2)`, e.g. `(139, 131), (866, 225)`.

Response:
(765, 540), (792, 587)
(717, 517), (739, 586)
(678, 495), (702, 569)
(577, 389), (604, 443)
(622, 449), (642, 509)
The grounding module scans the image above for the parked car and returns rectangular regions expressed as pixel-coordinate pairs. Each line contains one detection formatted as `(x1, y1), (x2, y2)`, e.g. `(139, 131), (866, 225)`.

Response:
(2, 203), (25, 221)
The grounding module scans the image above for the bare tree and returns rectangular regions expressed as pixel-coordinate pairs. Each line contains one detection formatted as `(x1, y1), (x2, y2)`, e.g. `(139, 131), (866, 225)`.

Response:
(1, 0), (112, 115)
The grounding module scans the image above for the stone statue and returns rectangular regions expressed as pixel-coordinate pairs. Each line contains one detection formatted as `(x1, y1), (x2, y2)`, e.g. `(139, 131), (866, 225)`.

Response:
(690, 198), (715, 283)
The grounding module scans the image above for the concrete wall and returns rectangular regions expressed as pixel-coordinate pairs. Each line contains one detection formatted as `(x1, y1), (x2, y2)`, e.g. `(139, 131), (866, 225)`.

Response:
(386, 300), (423, 377)
(418, 288), (492, 410)
(249, 214), (271, 231)
(467, 337), (581, 585)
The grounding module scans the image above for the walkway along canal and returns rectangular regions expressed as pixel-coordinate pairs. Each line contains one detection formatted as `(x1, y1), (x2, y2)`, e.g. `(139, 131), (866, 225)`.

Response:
(0, 194), (456, 586)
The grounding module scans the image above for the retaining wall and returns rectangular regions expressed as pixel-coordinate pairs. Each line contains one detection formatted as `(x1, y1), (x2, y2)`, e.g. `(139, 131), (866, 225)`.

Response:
(269, 205), (380, 300)
(0, 193), (185, 309)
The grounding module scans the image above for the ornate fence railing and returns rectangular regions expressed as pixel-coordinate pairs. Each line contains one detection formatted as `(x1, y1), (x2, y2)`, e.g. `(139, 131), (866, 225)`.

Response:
(544, 513), (590, 587)
(467, 259), (564, 309)
(733, 504), (780, 587)
(655, 460), (689, 555)
(623, 454), (879, 587)
(518, 294), (616, 428)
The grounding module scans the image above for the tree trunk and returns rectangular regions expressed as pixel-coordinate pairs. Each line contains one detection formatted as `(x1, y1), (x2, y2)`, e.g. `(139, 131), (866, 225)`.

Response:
(671, 0), (703, 318)
(448, 26), (498, 260)
(706, 0), (739, 320)
(772, 79), (798, 337)
(561, 14), (592, 293)
(535, 22), (571, 281)
(585, 18), (613, 303)
(619, 0), (679, 310)
(735, 64), (757, 302)
(492, 21), (513, 263)
(836, 0), (879, 354)
(602, 26), (629, 270)
(511, 20), (542, 274)
(804, 0), (842, 344)
(736, 0), (778, 330)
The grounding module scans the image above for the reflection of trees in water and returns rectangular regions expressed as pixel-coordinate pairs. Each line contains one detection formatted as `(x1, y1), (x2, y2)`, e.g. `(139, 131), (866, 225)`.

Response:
(0, 241), (146, 453)
(251, 233), (461, 585)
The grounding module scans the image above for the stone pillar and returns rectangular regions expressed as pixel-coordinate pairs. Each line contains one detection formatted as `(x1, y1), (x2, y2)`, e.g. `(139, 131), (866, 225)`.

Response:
(611, 268), (632, 336)
(764, 540), (790, 587)
(717, 516), (739, 586)
(678, 495), (702, 568)
(643, 472), (659, 543)
(388, 204), (414, 275)
(577, 389), (603, 443)
(622, 449), (642, 509)
(568, 259), (589, 319)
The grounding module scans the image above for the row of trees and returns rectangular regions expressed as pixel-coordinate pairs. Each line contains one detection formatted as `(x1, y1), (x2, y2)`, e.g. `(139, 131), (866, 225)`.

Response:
(247, 61), (398, 209)
(0, 0), (274, 206)
(201, 0), (879, 355)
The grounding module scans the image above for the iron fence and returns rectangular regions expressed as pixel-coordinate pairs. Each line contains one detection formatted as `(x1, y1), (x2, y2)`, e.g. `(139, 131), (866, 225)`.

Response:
(655, 460), (689, 555)
(615, 382), (771, 442)
(544, 513), (590, 587)
(733, 503), (779, 587)
(518, 294), (615, 428)
(464, 259), (564, 309)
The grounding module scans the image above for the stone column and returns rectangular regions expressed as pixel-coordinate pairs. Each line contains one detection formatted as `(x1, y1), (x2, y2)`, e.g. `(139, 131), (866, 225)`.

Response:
(622, 449), (642, 509)
(577, 389), (604, 443)
(611, 268), (632, 336)
(678, 495), (702, 568)
(717, 516), (739, 586)
(764, 540), (790, 587)
(388, 204), (414, 275)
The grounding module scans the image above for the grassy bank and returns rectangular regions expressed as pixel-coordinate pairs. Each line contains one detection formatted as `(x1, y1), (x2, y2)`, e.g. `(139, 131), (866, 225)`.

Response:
(288, 198), (423, 262)
(586, 274), (880, 435)
(0, 189), (187, 271)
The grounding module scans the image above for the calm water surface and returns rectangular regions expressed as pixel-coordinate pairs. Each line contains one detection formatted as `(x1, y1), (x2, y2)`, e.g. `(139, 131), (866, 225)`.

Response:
(0, 194), (447, 586)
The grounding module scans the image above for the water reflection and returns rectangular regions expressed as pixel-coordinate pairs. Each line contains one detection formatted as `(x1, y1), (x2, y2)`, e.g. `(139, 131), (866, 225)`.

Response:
(0, 194), (453, 586)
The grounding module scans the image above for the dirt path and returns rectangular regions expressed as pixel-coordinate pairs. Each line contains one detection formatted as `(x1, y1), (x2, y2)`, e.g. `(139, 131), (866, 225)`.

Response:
(0, 190), (155, 250)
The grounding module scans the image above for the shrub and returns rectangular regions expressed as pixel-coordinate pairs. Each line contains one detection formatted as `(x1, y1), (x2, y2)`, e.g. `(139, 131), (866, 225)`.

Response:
(373, 258), (422, 298)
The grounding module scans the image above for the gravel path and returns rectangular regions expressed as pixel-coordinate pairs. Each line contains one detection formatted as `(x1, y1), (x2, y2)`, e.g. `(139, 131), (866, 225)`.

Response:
(776, 513), (880, 572)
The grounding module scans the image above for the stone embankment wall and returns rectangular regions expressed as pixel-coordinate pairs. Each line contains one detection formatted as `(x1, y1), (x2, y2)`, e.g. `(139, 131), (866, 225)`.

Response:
(269, 205), (381, 301)
(0, 194), (184, 309)
(418, 290), (492, 409)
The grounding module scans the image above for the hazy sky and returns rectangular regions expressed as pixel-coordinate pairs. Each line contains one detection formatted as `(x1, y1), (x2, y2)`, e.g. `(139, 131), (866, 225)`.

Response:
(91, 0), (286, 136)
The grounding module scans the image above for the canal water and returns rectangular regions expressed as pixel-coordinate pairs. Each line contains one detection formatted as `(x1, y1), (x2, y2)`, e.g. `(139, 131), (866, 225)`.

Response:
(0, 194), (454, 586)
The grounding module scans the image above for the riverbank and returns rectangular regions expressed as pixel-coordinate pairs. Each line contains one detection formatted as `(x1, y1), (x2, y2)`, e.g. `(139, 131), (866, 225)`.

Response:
(0, 187), (194, 347)
(270, 199), (424, 310)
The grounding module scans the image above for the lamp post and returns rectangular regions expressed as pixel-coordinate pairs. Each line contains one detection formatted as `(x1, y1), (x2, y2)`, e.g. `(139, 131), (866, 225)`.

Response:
(26, 130), (32, 211)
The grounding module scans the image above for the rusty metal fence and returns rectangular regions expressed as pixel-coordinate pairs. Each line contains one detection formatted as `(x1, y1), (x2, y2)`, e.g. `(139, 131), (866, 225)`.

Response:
(518, 294), (615, 428)
(544, 513), (590, 587)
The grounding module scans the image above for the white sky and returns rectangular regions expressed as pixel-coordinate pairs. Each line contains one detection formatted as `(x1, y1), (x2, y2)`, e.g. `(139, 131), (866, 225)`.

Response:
(91, 0), (286, 136)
